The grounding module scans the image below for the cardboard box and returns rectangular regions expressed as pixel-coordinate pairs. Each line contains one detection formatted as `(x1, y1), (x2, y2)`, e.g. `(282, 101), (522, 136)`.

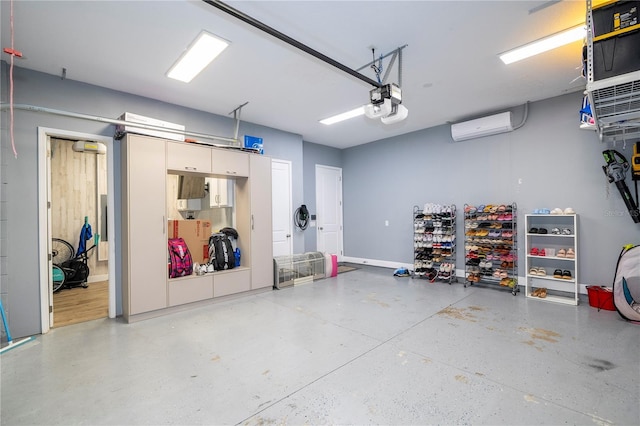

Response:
(168, 220), (211, 264)
(117, 112), (185, 141)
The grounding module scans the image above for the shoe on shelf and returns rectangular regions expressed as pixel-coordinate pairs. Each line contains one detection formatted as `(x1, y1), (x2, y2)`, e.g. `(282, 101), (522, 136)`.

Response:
(530, 247), (539, 256)
(565, 248), (575, 259)
(536, 267), (546, 276)
(557, 249), (566, 258)
(539, 249), (546, 257)
(531, 288), (542, 297)
(538, 228), (548, 234)
(551, 208), (563, 215)
(538, 288), (547, 298)
(563, 207), (576, 214)
(562, 270), (572, 280)
(529, 267), (538, 276)
(551, 228), (561, 235)
(529, 227), (539, 234)
(553, 269), (563, 278)
(562, 228), (572, 235)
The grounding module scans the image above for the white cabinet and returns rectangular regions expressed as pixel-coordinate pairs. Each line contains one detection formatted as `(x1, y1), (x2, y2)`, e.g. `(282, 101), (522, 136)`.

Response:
(168, 275), (213, 306)
(207, 177), (234, 208)
(525, 214), (579, 305)
(121, 134), (168, 318)
(167, 141), (212, 173)
(121, 135), (273, 321)
(249, 155), (273, 290)
(212, 148), (249, 177)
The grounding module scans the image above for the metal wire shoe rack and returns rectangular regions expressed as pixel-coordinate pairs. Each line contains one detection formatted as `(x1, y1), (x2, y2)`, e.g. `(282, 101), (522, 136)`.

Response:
(463, 203), (519, 295)
(413, 204), (457, 284)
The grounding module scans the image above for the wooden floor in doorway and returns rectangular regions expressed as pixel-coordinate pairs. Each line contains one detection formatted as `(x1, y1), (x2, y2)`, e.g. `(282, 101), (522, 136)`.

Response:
(53, 281), (108, 328)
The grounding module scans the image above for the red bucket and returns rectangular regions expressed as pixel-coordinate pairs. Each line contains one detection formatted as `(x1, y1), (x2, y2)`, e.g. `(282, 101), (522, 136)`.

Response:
(586, 286), (616, 311)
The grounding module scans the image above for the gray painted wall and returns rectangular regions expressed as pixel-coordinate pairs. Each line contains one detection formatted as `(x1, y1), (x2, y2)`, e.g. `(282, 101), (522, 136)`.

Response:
(1, 65), (305, 338)
(302, 141), (343, 252)
(343, 93), (640, 286)
(3, 63), (640, 339)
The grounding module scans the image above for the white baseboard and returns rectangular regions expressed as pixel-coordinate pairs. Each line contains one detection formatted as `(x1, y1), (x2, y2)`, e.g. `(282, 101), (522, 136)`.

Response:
(341, 260), (591, 295)
(88, 274), (108, 283)
(341, 256), (413, 270)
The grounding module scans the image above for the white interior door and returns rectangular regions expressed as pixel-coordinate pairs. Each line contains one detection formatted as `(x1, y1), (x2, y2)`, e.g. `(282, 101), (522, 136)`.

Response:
(272, 159), (293, 257)
(316, 165), (343, 259)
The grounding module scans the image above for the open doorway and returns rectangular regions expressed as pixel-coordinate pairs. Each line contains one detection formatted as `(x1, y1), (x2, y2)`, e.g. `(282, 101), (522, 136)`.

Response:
(38, 128), (115, 332)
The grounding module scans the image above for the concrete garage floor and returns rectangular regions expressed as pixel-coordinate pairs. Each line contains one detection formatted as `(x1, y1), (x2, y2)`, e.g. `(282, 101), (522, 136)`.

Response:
(2, 265), (638, 425)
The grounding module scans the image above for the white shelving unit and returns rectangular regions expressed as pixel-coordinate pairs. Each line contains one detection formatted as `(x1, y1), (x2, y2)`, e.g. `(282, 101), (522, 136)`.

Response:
(524, 214), (579, 306)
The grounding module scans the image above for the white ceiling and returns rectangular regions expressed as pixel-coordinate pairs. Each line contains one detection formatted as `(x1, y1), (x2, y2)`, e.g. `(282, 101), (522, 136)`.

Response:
(0, 0), (589, 149)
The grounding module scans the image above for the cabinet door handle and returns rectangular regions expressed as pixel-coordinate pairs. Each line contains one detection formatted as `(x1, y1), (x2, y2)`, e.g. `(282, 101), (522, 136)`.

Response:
(226, 170), (237, 175)
(251, 215), (254, 230)
(185, 166), (197, 171)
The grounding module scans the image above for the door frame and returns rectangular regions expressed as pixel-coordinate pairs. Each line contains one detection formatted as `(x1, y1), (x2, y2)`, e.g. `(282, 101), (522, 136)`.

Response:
(315, 164), (343, 260)
(37, 127), (116, 333)
(271, 159), (293, 257)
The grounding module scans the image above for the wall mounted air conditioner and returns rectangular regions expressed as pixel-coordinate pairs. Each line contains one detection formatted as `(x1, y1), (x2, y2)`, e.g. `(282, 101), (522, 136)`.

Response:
(450, 111), (513, 142)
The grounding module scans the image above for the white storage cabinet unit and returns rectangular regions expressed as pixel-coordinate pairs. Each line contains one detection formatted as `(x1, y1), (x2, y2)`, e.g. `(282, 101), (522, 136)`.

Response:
(524, 213), (579, 305)
(121, 134), (273, 322)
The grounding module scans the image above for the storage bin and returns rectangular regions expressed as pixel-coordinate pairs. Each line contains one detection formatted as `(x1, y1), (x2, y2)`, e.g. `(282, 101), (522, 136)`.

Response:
(592, 1), (639, 38)
(593, 28), (640, 80)
(586, 285), (616, 311)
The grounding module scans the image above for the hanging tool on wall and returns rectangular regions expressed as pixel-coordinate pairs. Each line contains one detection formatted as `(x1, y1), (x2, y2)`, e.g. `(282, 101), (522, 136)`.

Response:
(602, 149), (640, 224)
(294, 205), (310, 230)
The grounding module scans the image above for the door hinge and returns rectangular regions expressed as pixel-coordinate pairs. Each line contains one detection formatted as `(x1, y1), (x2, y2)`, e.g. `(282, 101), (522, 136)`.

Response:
(48, 253), (52, 261)
(47, 201), (51, 209)
(49, 305), (53, 313)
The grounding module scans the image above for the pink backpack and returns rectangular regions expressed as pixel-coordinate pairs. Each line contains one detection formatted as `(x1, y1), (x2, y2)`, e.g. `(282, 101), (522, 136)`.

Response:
(168, 237), (193, 278)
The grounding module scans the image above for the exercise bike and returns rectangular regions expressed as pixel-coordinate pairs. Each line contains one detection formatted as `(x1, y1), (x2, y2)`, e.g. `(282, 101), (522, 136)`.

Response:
(51, 224), (98, 292)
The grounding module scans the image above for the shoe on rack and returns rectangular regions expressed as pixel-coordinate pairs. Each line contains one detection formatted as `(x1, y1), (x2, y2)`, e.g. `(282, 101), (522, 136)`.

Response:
(562, 270), (572, 280)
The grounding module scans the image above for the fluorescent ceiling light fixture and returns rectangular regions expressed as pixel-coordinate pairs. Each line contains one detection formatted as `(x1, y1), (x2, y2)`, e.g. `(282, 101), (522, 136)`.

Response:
(167, 31), (229, 82)
(499, 25), (586, 65)
(319, 106), (365, 125)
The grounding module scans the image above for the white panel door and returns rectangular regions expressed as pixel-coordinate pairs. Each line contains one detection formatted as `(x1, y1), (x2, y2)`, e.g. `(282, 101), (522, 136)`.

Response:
(316, 165), (343, 258)
(272, 159), (293, 257)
